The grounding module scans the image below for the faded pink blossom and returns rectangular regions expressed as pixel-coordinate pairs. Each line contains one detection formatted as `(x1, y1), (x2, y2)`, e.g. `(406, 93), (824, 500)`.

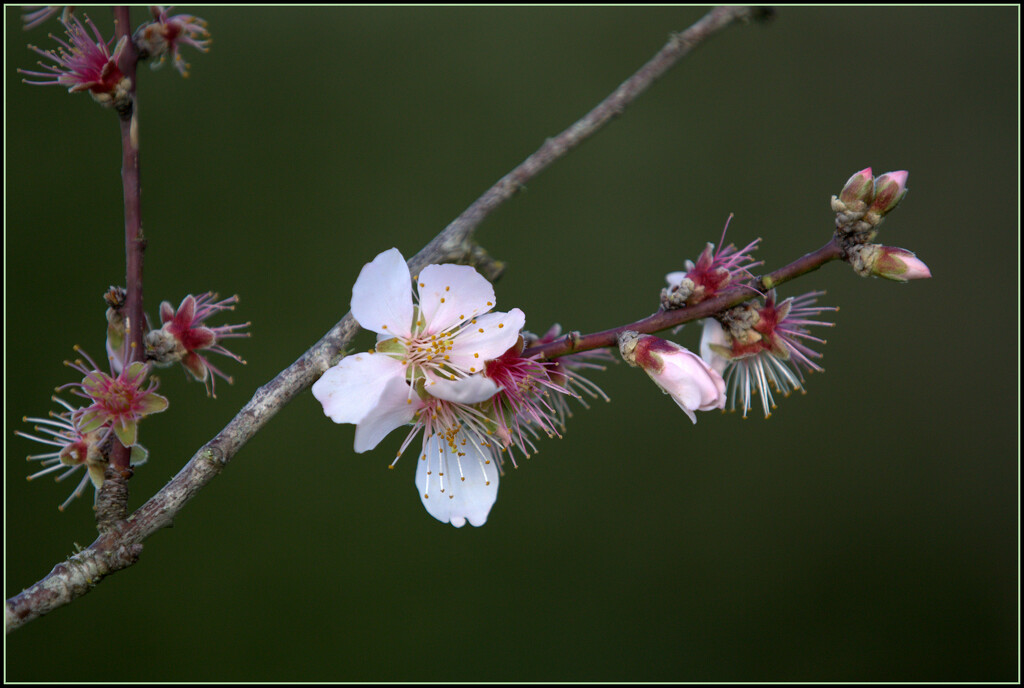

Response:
(59, 347), (168, 448)
(19, 14), (131, 108)
(17, 395), (148, 511)
(663, 215), (761, 308)
(134, 5), (211, 77)
(147, 292), (250, 397)
(702, 291), (836, 418)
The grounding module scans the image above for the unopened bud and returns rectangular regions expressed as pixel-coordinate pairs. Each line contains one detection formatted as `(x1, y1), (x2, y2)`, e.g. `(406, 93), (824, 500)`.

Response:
(872, 246), (931, 281)
(617, 331), (726, 423)
(869, 171), (909, 217)
(847, 244), (931, 281)
(839, 167), (875, 206)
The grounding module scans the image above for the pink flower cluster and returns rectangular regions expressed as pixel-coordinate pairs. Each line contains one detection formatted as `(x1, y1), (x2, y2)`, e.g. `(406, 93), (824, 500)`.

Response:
(17, 347), (166, 510)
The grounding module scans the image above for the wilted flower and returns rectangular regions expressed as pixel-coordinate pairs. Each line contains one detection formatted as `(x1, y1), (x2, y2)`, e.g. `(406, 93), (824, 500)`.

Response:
(16, 396), (148, 511)
(702, 290), (836, 418)
(618, 331), (725, 423)
(134, 5), (210, 77)
(662, 215), (761, 309)
(146, 292), (250, 397)
(59, 346), (168, 447)
(19, 14), (131, 110)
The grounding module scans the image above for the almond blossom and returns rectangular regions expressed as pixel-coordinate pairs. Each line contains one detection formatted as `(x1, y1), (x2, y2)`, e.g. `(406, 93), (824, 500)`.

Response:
(314, 248), (524, 451)
(313, 248), (525, 527)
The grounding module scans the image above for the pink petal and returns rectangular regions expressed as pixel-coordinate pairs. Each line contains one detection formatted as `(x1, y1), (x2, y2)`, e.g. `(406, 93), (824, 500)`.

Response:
(174, 295), (197, 328)
(416, 263), (496, 334)
(351, 248), (414, 337)
(159, 300), (175, 324)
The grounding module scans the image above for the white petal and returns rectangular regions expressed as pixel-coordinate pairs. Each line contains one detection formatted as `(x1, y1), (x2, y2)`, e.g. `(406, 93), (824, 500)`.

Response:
(425, 374), (499, 404)
(312, 352), (406, 425)
(416, 263), (496, 334)
(447, 308), (525, 369)
(699, 318), (730, 376)
(351, 248), (414, 336)
(353, 374), (422, 453)
(415, 431), (499, 528)
(665, 271), (688, 287)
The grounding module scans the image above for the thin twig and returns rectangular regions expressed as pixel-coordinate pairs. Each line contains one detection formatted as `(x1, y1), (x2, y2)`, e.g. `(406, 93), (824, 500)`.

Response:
(523, 239), (843, 360)
(6, 6), (762, 634)
(107, 5), (144, 479)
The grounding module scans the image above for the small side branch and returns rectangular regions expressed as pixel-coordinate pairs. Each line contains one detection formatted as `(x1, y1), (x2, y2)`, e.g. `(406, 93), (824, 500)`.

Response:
(523, 239), (844, 360)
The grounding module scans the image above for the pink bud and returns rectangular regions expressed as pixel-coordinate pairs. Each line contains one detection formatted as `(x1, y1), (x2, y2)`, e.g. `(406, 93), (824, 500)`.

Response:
(618, 331), (726, 423)
(869, 171), (909, 216)
(873, 246), (932, 282)
(839, 167), (875, 205)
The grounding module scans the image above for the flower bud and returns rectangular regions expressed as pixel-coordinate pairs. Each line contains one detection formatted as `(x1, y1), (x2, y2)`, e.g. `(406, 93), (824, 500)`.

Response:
(618, 331), (725, 423)
(871, 246), (932, 282)
(846, 244), (931, 281)
(869, 171), (909, 216)
(839, 167), (875, 206)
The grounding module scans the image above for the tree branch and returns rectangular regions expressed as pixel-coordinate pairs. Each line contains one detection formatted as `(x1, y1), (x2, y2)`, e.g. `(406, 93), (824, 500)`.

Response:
(6, 6), (764, 634)
(523, 238), (843, 360)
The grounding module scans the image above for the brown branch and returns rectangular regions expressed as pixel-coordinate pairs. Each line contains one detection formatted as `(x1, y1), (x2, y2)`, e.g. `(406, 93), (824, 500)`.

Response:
(5, 6), (764, 634)
(523, 238), (843, 360)
(107, 5), (144, 478)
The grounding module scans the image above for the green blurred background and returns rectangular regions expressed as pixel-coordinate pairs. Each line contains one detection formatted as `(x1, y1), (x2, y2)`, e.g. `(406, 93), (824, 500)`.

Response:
(5, 6), (1017, 681)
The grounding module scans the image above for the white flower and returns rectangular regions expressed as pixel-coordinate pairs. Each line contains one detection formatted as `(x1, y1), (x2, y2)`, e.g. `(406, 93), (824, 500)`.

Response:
(312, 248), (525, 527)
(313, 248), (524, 450)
